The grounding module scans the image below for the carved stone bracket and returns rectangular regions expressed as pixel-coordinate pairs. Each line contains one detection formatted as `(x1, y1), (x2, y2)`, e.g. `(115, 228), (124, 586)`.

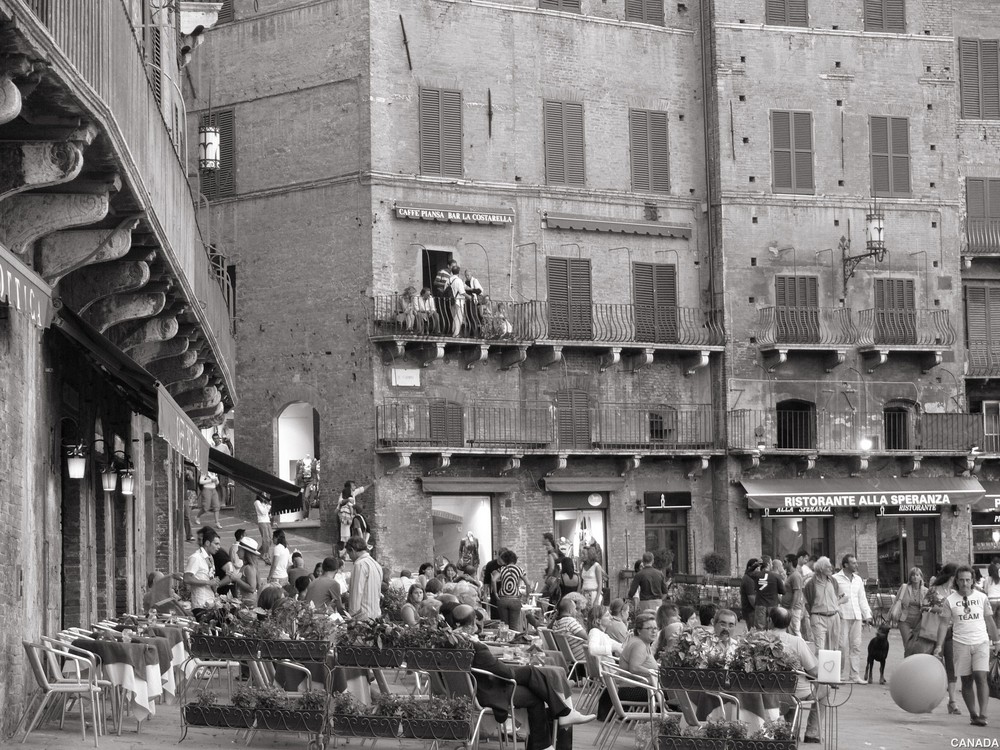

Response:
(148, 360), (204, 387)
(741, 451), (761, 473)
(119, 314), (179, 351)
(174, 385), (221, 411)
(130, 336), (189, 367)
(620, 454), (641, 476)
(0, 73), (22, 125)
(500, 455), (522, 474)
(437, 453), (452, 470)
(463, 344), (489, 370)
(627, 348), (655, 372)
(600, 347), (622, 373)
(194, 411), (226, 429)
(687, 455), (711, 479)
(186, 401), (225, 421)
(81, 291), (165, 333)
(38, 219), (139, 284)
(500, 345), (528, 371)
(901, 454), (923, 476)
(762, 349), (787, 373)
(386, 452), (412, 474)
(0, 192), (109, 256)
(850, 454), (870, 476)
(826, 350), (847, 372)
(684, 350), (711, 376)
(59, 260), (150, 314)
(954, 455), (982, 477)
(862, 349), (889, 374)
(416, 342), (445, 367)
(922, 351), (943, 374)
(166, 372), (209, 396)
(546, 454), (568, 476)
(539, 345), (563, 370)
(797, 453), (818, 476)
(0, 142), (84, 202)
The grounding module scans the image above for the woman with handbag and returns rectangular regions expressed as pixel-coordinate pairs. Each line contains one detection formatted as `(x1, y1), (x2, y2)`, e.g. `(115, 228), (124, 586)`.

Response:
(891, 566), (927, 646)
(908, 564), (962, 714)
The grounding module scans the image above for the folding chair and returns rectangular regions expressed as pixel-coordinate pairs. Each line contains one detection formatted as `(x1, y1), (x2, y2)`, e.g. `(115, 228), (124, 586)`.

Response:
(537, 627), (557, 652)
(19, 641), (103, 748)
(551, 630), (587, 683)
(596, 668), (677, 750)
(435, 667), (510, 750)
(39, 636), (119, 736)
(577, 647), (604, 714)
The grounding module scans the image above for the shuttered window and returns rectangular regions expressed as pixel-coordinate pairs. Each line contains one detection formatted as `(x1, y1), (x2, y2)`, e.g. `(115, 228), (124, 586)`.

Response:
(629, 109), (669, 193)
(959, 39), (1000, 120)
(200, 109), (235, 200)
(539, 0), (582, 10)
(428, 401), (464, 446)
(873, 278), (916, 345)
(556, 390), (592, 450)
(870, 116), (910, 197)
(965, 285), (1000, 368)
(864, 0), (905, 32)
(544, 100), (585, 186)
(633, 262), (677, 343)
(217, 0), (234, 23)
(775, 275), (818, 307)
(547, 257), (593, 339)
(771, 111), (814, 194)
(765, 0), (808, 26)
(419, 88), (463, 178)
(774, 275), (819, 343)
(625, 0), (665, 25)
(967, 178), (1000, 239)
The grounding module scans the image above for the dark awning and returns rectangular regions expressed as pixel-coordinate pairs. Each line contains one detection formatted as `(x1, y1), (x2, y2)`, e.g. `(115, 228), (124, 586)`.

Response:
(52, 301), (159, 419)
(421, 477), (519, 494)
(208, 447), (300, 503)
(544, 477), (626, 492)
(742, 477), (985, 510)
(976, 481), (1000, 511)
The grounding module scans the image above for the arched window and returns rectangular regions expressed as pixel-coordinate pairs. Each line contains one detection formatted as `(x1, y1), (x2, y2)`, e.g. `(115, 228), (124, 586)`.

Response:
(775, 399), (816, 450)
(276, 402), (320, 483)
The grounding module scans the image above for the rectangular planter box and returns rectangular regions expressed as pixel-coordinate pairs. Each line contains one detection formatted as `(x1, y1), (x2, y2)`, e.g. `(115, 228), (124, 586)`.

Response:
(329, 715), (471, 740)
(659, 737), (796, 750)
(254, 708), (326, 733)
(659, 667), (797, 694)
(334, 645), (474, 671)
(188, 635), (260, 660)
(183, 704), (253, 728)
(331, 714), (402, 737)
(402, 718), (472, 740)
(259, 639), (332, 662)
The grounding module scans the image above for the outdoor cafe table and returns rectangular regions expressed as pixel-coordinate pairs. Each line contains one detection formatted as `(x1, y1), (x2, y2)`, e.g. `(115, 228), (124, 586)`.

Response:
(72, 636), (166, 723)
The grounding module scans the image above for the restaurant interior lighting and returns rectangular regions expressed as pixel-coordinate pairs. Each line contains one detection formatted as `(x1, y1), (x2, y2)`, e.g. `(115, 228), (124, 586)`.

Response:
(992, 529), (1000, 544)
(66, 446), (86, 479)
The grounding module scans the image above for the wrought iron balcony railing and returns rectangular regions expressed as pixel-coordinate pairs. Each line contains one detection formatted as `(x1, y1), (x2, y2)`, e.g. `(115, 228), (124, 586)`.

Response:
(376, 399), (721, 452)
(369, 295), (725, 347)
(728, 409), (983, 454)
(855, 309), (955, 348)
(753, 306), (857, 347)
(967, 339), (1000, 378)
(967, 218), (1000, 255)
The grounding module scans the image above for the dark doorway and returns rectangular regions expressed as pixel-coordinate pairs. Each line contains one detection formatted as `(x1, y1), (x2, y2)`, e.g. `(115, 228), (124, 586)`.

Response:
(422, 249), (453, 292)
(884, 405), (911, 450)
(775, 399), (816, 449)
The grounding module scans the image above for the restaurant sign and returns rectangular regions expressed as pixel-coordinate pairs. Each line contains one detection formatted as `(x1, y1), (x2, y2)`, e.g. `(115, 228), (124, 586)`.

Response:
(157, 386), (210, 469)
(972, 512), (1000, 527)
(778, 493), (957, 510)
(764, 506), (833, 517)
(879, 504), (948, 517)
(0, 243), (53, 329)
(394, 203), (514, 226)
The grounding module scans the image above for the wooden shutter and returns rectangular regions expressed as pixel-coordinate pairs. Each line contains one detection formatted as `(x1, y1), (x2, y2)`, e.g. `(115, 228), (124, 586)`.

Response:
(871, 116), (908, 196)
(865, 0), (905, 32)
(625, 0), (644, 21)
(771, 111), (793, 191)
(564, 102), (585, 186)
(990, 179), (1000, 219)
(148, 26), (162, 106)
(540, 0), (581, 11)
(630, 110), (669, 193)
(793, 112), (814, 193)
(870, 116), (891, 195)
(864, 0), (884, 31)
(767, 0), (807, 26)
(557, 390), (591, 449)
(961, 39), (983, 119)
(968, 178), (987, 219)
(633, 262), (655, 340)
(419, 88), (442, 175)
(874, 278), (916, 344)
(441, 90), (463, 177)
(966, 285), (989, 349)
(201, 109), (235, 200)
(983, 41), (1000, 119)
(567, 257), (593, 337)
(633, 262), (676, 343)
(890, 117), (910, 195)
(547, 257), (571, 338)
(787, 0), (808, 25)
(217, 0), (234, 23)
(544, 101), (566, 184)
(625, 0), (664, 25)
(429, 401), (464, 446)
(776, 275), (818, 307)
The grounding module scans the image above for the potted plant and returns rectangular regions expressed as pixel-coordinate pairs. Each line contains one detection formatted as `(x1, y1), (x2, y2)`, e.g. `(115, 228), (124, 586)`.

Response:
(182, 687), (253, 728)
(329, 691), (399, 738)
(333, 619), (474, 671)
(188, 600), (262, 659)
(254, 687), (327, 733)
(728, 631), (798, 693)
(660, 630), (798, 694)
(400, 696), (472, 741)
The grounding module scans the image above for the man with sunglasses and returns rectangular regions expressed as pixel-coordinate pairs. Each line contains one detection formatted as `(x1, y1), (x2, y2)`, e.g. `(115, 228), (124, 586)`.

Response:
(934, 565), (1000, 727)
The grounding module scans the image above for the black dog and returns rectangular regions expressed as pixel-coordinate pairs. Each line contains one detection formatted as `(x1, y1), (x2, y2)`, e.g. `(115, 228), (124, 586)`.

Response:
(864, 623), (891, 684)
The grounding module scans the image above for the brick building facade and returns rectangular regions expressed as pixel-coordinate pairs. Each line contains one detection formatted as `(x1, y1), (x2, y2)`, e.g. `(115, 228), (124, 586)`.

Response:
(192, 0), (1000, 593)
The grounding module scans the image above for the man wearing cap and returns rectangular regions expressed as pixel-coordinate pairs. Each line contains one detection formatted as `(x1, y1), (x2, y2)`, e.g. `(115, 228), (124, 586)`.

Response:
(449, 605), (595, 750)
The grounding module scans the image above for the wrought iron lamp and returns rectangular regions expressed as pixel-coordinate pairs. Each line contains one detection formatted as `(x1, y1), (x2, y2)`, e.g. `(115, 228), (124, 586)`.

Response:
(198, 123), (220, 171)
(841, 199), (887, 295)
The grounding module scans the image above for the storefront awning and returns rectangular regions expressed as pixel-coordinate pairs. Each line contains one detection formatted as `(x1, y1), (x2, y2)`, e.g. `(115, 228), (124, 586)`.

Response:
(208, 447), (300, 502)
(544, 477), (625, 492)
(157, 386), (210, 469)
(975, 481), (1000, 512)
(742, 477), (985, 510)
(421, 477), (519, 494)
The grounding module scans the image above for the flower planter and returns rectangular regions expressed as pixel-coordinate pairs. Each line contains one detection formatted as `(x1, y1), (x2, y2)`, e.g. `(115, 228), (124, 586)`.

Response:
(334, 645), (474, 671)
(658, 667), (797, 695)
(259, 639), (332, 662)
(254, 708), (326, 733)
(188, 634), (260, 660)
(183, 704), (253, 728)
(658, 737), (796, 750)
(401, 718), (472, 740)
(331, 714), (402, 737)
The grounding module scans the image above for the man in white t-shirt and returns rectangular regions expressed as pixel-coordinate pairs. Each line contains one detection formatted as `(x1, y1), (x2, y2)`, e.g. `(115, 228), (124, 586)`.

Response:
(934, 565), (1000, 727)
(184, 527), (223, 615)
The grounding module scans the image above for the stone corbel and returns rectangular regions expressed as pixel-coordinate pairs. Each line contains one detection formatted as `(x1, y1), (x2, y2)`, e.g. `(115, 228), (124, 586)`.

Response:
(539, 345), (563, 370)
(0, 142), (84, 202)
(386, 452), (412, 474)
(687, 455), (711, 479)
(81, 291), (166, 333)
(59, 260), (150, 314)
(174, 386), (221, 411)
(38, 217), (139, 284)
(741, 451), (761, 472)
(437, 453), (452, 470)
(901, 454), (923, 477)
(826, 350), (847, 372)
(684, 350), (712, 376)
(954, 455), (982, 477)
(546, 454), (568, 476)
(600, 347), (622, 373)
(628, 348), (655, 372)
(797, 453), (818, 476)
(463, 343), (489, 370)
(863, 349), (889, 374)
(922, 351), (944, 374)
(762, 349), (787, 374)
(0, 72), (22, 125)
(148, 360), (204, 387)
(194, 411), (226, 429)
(119, 314), (179, 351)
(166, 372), (210, 396)
(850, 454), (870, 476)
(500, 345), (528, 371)
(0, 192), (110, 256)
(130, 336), (189, 367)
(186, 401), (225, 421)
(500, 455), (522, 474)
(416, 341), (445, 367)
(620, 455), (641, 476)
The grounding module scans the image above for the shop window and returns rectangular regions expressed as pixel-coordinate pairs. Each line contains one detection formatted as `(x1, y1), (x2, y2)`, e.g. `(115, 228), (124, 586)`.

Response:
(981, 401), (1000, 453)
(762, 516), (831, 563)
(432, 496), (492, 573)
(775, 399), (816, 449)
(645, 507), (687, 574)
(877, 515), (938, 587)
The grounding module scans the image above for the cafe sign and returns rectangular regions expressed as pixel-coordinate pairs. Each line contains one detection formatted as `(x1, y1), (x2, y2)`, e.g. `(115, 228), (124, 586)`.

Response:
(394, 203), (514, 226)
(156, 386), (210, 469)
(764, 506), (833, 517)
(0, 244), (53, 329)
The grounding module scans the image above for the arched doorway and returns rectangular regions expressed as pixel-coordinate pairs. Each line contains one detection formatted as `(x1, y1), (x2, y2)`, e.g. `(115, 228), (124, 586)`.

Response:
(276, 402), (321, 484)
(883, 400), (916, 451)
(775, 399), (816, 450)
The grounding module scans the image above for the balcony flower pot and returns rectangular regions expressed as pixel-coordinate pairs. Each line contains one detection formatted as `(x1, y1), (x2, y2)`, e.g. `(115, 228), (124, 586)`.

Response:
(183, 704), (253, 728)
(259, 638), (332, 662)
(331, 714), (402, 738)
(188, 634), (260, 660)
(254, 708), (326, 733)
(401, 718), (472, 741)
